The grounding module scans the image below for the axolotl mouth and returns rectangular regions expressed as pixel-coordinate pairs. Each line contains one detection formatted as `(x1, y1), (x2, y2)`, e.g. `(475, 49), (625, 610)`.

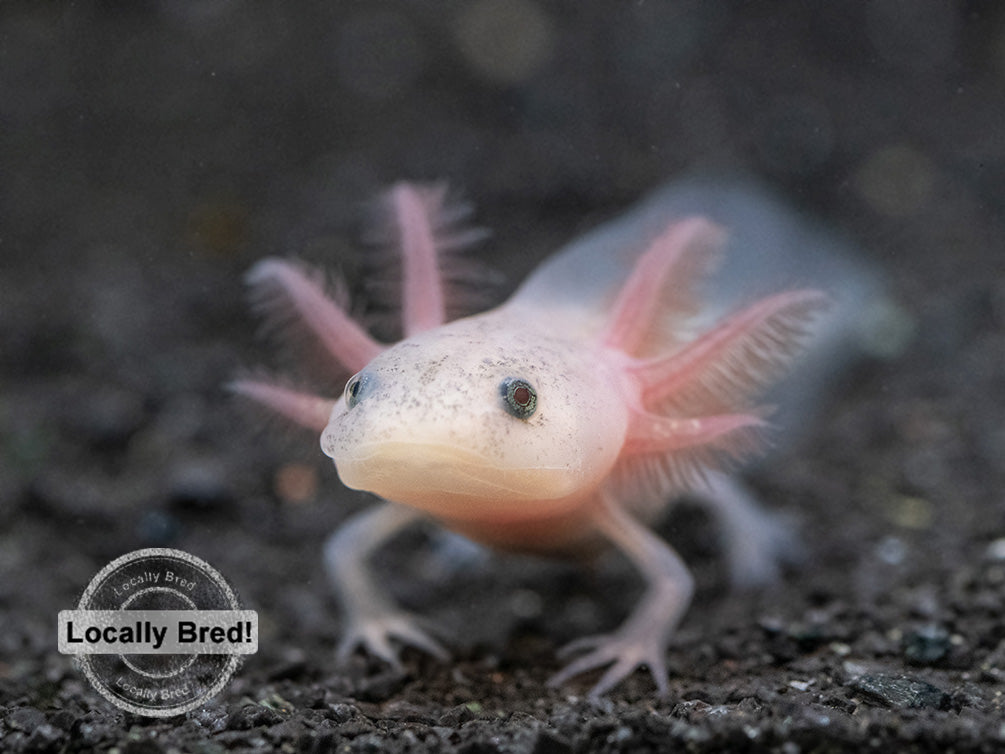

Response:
(321, 436), (583, 516)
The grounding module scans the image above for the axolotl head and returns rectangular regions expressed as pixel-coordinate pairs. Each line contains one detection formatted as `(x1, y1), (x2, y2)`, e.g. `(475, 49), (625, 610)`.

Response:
(320, 315), (629, 521)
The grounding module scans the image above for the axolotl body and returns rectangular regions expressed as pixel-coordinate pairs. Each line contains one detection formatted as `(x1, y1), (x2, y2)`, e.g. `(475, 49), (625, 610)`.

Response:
(234, 181), (876, 697)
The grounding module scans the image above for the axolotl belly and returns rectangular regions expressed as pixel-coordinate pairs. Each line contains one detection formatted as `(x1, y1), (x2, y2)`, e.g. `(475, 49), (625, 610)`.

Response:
(234, 180), (882, 697)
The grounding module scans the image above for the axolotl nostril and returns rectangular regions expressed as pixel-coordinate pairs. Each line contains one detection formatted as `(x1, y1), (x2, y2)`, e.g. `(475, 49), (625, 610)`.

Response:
(231, 179), (888, 698)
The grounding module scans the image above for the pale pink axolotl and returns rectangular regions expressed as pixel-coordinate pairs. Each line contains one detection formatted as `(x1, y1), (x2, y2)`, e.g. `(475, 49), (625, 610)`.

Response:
(232, 182), (830, 697)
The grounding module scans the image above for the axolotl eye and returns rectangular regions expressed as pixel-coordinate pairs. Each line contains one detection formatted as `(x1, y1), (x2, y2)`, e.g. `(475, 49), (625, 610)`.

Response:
(499, 377), (537, 420)
(343, 371), (375, 410)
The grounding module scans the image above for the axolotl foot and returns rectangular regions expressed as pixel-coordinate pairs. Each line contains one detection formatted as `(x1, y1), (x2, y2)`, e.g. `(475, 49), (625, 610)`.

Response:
(336, 610), (449, 671)
(324, 504), (451, 671)
(548, 626), (671, 699)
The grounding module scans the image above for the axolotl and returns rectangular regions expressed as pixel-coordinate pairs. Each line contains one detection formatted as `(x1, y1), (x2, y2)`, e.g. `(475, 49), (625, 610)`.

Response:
(233, 180), (877, 697)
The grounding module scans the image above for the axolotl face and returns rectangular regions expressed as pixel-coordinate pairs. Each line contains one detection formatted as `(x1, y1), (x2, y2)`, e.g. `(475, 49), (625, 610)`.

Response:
(320, 314), (629, 523)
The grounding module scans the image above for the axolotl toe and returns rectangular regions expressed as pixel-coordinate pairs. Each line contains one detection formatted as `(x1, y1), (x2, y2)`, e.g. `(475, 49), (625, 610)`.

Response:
(233, 181), (877, 698)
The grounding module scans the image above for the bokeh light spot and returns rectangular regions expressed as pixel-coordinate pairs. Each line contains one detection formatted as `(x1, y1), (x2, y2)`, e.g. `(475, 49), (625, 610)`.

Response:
(854, 144), (935, 217)
(454, 0), (553, 85)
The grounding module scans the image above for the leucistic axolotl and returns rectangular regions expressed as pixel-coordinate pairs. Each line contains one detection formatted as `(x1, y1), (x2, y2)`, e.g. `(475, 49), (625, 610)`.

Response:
(233, 180), (881, 697)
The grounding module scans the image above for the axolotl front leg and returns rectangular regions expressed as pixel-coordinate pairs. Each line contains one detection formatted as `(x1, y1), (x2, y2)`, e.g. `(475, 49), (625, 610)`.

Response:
(323, 502), (449, 668)
(549, 494), (694, 697)
(232, 184), (471, 668)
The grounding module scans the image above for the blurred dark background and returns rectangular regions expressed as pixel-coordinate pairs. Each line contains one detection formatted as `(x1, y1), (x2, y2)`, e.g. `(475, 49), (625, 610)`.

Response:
(4, 0), (1001, 415)
(3, 0), (1005, 747)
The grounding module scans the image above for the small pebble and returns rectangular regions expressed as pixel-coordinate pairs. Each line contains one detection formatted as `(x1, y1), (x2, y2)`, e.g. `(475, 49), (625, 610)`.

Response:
(883, 495), (934, 530)
(531, 730), (573, 754)
(849, 674), (950, 709)
(439, 703), (478, 727)
(985, 538), (1005, 561)
(121, 737), (166, 754)
(902, 624), (952, 665)
(6, 706), (46, 730)
(509, 588), (543, 620)
(167, 460), (233, 510)
(226, 703), (283, 731)
(875, 535), (907, 565)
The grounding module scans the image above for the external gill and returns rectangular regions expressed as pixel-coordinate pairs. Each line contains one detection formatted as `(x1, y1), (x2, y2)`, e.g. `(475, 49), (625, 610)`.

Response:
(632, 289), (829, 415)
(617, 289), (827, 473)
(232, 183), (465, 429)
